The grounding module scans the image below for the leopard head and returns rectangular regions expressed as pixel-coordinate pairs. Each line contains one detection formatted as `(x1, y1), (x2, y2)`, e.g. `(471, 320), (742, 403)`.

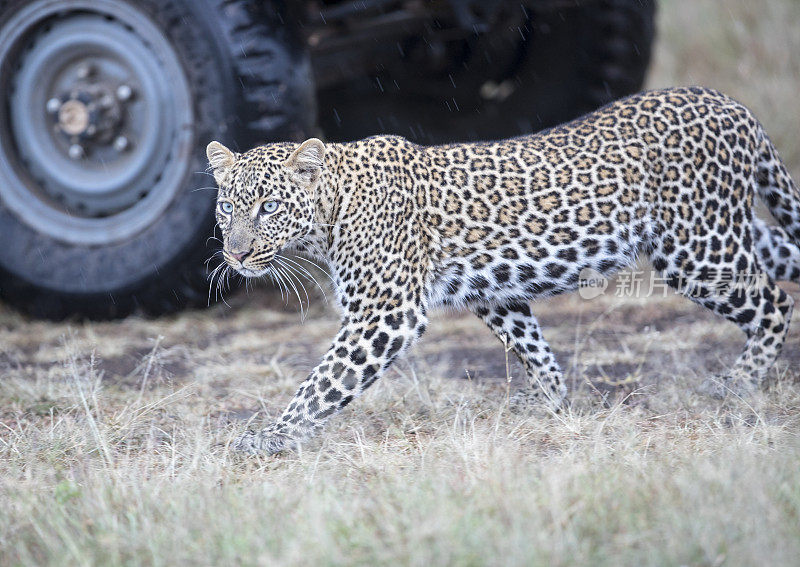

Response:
(206, 138), (325, 277)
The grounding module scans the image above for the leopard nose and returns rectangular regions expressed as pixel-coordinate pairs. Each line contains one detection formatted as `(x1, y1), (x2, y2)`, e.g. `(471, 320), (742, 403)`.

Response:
(228, 248), (253, 262)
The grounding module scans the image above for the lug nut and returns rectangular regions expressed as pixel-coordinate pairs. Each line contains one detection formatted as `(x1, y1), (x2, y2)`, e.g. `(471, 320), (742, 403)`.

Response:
(116, 84), (133, 101)
(68, 144), (84, 160)
(86, 125), (97, 136)
(113, 136), (129, 151)
(46, 98), (61, 114)
(77, 63), (95, 79)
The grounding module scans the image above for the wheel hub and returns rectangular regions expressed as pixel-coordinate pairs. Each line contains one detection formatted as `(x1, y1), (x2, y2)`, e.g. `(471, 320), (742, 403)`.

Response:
(7, 14), (162, 216)
(57, 99), (91, 136)
(0, 1), (194, 245)
(49, 67), (133, 149)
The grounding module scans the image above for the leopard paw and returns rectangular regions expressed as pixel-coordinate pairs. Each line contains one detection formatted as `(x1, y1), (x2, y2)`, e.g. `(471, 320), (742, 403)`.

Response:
(698, 373), (758, 400)
(233, 423), (294, 455)
(508, 389), (564, 415)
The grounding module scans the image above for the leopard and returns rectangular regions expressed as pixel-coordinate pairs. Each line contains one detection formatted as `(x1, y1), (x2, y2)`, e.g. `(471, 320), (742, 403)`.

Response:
(206, 86), (800, 455)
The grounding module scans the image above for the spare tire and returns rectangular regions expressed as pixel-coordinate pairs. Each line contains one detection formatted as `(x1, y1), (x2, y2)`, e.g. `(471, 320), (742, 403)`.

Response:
(0, 0), (314, 319)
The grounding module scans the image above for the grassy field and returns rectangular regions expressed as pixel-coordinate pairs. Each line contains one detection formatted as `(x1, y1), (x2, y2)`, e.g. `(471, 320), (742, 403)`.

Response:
(2, 1), (800, 565)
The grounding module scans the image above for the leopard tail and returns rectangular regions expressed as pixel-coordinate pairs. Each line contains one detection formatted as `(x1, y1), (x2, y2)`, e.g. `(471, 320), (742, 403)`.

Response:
(754, 126), (800, 281)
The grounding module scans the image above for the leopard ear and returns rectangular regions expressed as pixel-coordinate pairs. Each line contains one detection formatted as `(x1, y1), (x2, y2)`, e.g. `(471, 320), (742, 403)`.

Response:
(206, 141), (236, 184)
(284, 138), (325, 187)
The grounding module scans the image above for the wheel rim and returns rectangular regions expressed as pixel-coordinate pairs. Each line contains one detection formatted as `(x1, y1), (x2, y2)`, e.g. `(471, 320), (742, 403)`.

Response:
(0, 0), (194, 246)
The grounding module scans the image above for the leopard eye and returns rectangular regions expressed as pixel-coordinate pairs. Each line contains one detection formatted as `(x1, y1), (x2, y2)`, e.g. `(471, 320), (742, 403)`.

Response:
(261, 200), (279, 215)
(219, 201), (233, 214)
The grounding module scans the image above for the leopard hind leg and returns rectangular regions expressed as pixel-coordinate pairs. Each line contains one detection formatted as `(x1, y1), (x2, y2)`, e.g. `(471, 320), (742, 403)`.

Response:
(651, 244), (793, 397)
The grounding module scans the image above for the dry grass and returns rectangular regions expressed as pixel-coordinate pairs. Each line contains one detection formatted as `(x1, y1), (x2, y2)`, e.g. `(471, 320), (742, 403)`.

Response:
(2, 289), (799, 565)
(3, 1), (800, 565)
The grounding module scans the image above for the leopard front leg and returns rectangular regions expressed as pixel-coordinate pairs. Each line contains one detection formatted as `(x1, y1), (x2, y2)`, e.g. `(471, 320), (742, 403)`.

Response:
(472, 301), (567, 412)
(234, 305), (428, 455)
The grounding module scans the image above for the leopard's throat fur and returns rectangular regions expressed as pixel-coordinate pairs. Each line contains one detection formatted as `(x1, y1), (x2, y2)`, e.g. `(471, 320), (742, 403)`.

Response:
(208, 86), (800, 455)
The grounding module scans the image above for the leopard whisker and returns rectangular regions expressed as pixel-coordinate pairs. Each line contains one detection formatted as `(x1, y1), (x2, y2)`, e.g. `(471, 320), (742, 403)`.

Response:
(290, 254), (336, 285)
(275, 258), (313, 309)
(207, 262), (225, 306)
(269, 264), (290, 304)
(215, 265), (225, 304)
(274, 263), (307, 321)
(274, 263), (306, 318)
(293, 236), (328, 262)
(276, 254), (329, 303)
(204, 250), (224, 267)
(213, 266), (222, 305)
(208, 260), (233, 306)
(207, 261), (224, 281)
(190, 184), (219, 192)
(275, 265), (294, 306)
(217, 265), (232, 308)
(267, 266), (285, 302)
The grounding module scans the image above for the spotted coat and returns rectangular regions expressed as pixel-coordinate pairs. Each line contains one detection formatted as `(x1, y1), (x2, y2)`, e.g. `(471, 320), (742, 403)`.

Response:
(207, 87), (800, 454)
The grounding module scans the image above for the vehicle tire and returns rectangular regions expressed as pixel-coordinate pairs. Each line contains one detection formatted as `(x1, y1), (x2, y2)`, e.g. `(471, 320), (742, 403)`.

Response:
(317, 0), (656, 143)
(0, 0), (314, 320)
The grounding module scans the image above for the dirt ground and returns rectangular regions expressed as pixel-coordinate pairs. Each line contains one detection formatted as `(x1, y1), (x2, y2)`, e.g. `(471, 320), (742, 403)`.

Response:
(2, 278), (799, 425)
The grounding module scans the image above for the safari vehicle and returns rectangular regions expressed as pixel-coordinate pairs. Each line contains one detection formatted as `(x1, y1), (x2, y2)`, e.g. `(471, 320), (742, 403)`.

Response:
(0, 0), (655, 319)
